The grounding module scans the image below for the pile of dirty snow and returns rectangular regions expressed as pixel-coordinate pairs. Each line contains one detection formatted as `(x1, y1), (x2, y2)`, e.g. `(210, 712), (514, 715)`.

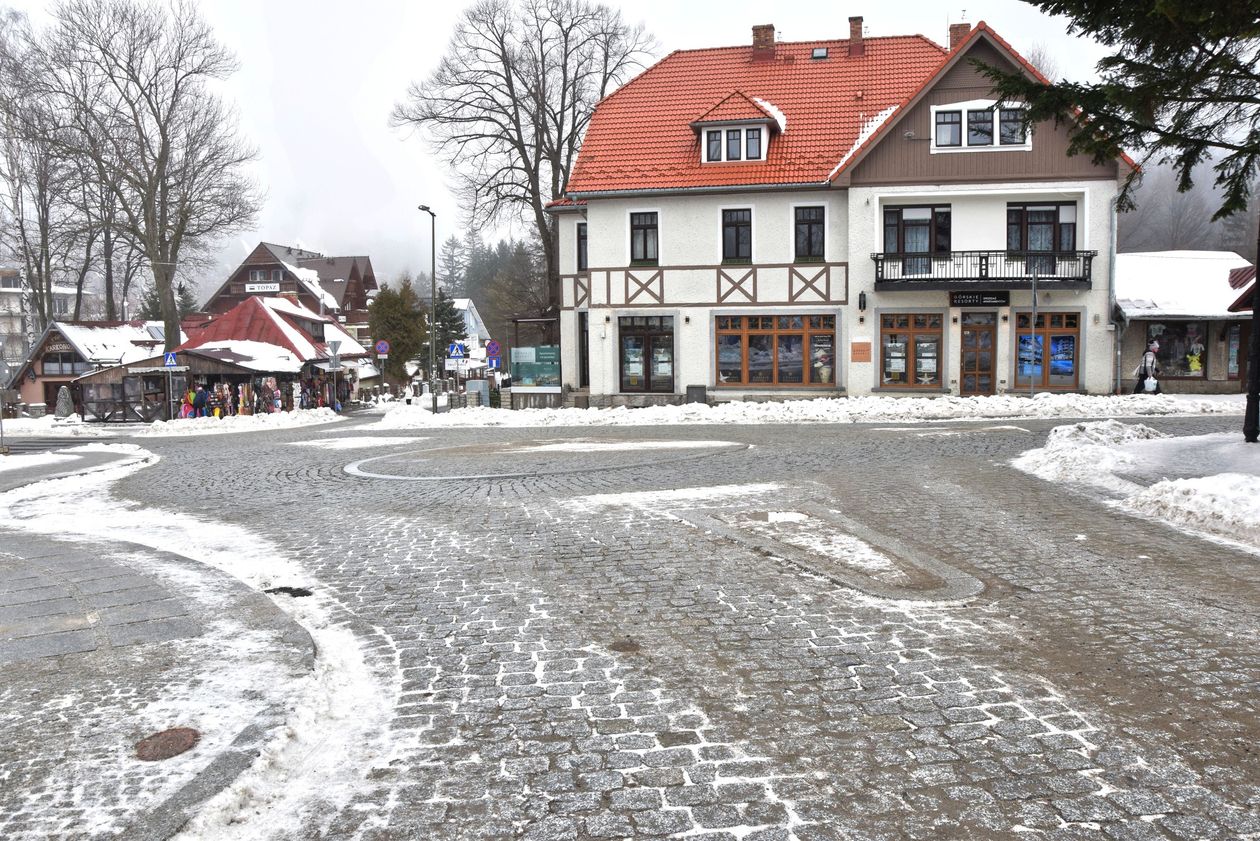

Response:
(1012, 420), (1168, 491)
(135, 408), (345, 437)
(0, 414), (115, 437)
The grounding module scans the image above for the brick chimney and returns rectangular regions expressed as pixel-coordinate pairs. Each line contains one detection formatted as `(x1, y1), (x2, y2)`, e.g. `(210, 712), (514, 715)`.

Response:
(949, 22), (971, 50)
(752, 24), (775, 60)
(848, 16), (864, 57)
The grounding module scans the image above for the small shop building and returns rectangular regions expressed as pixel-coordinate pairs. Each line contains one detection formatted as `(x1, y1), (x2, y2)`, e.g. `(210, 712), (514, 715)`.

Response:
(5, 320), (177, 413)
(1115, 251), (1252, 393)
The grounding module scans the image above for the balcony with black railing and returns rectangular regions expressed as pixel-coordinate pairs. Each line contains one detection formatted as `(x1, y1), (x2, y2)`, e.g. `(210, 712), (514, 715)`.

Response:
(871, 250), (1096, 290)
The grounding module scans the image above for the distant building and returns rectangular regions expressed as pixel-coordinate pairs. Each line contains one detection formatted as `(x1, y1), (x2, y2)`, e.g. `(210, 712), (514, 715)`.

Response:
(454, 298), (492, 348)
(1115, 251), (1253, 393)
(203, 242), (379, 342)
(0, 268), (76, 369)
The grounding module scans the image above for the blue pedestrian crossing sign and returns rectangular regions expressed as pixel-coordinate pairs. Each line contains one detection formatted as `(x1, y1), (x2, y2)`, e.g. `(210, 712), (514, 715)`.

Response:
(163, 352), (178, 367)
(448, 342), (466, 359)
(487, 356), (501, 370)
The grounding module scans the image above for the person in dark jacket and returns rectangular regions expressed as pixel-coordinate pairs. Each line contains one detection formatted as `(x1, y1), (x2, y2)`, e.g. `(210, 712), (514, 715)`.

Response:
(192, 385), (209, 417)
(1133, 342), (1161, 394)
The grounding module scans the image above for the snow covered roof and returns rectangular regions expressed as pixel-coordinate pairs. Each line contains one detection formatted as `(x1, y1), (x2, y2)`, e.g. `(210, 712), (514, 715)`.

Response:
(1115, 251), (1253, 320)
(192, 340), (305, 373)
(181, 296), (366, 366)
(282, 261), (340, 312)
(57, 321), (180, 364)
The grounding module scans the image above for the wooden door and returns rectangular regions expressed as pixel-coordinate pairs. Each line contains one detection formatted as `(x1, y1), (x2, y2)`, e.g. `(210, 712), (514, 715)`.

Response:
(960, 313), (997, 396)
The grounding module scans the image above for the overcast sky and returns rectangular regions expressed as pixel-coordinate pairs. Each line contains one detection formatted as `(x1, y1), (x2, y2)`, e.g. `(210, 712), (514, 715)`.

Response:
(12, 0), (1111, 296)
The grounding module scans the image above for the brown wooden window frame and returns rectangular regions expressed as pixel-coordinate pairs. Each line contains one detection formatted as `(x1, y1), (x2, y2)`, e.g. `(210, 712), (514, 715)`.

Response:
(1014, 310), (1081, 390)
(879, 312), (944, 388)
(715, 314), (837, 388)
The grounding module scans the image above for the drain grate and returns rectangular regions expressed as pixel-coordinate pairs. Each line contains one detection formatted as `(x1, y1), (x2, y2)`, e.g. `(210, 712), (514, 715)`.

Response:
(264, 586), (313, 597)
(135, 727), (200, 761)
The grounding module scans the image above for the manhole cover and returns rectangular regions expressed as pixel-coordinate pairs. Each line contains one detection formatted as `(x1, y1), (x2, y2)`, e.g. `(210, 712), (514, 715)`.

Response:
(264, 586), (312, 597)
(610, 638), (641, 653)
(135, 727), (200, 761)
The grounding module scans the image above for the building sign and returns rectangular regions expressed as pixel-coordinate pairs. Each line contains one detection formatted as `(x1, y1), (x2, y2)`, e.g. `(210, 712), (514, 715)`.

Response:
(245, 282), (281, 293)
(950, 291), (1010, 307)
(850, 341), (872, 363)
(44, 341), (73, 354)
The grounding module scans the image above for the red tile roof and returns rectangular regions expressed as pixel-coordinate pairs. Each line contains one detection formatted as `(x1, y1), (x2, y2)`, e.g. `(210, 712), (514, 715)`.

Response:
(566, 34), (947, 194)
(692, 91), (776, 126)
(179, 296), (366, 362)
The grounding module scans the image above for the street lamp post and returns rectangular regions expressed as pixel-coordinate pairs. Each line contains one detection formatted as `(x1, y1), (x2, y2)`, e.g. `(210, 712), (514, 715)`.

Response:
(418, 205), (437, 414)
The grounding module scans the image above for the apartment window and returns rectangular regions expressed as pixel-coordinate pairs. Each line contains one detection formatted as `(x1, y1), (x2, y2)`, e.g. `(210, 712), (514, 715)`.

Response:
(726, 129), (742, 161)
(1008, 203), (1076, 272)
(1016, 311), (1080, 389)
(42, 351), (88, 376)
(746, 128), (762, 160)
(794, 207), (825, 262)
(967, 109), (993, 145)
(884, 206), (950, 275)
(707, 130), (722, 161)
(630, 212), (658, 265)
(54, 297), (70, 316)
(0, 276), (19, 289)
(999, 108), (1027, 145)
(880, 313), (943, 387)
(248, 268), (283, 283)
(716, 314), (836, 386)
(722, 209), (752, 263)
(935, 111), (962, 146)
(576, 222), (588, 271)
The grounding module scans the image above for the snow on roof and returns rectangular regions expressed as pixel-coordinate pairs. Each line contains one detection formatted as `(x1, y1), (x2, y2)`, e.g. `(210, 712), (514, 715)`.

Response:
(57, 321), (180, 365)
(282, 261), (340, 312)
(193, 340), (304, 373)
(830, 105), (899, 180)
(1115, 251), (1253, 320)
(752, 97), (787, 132)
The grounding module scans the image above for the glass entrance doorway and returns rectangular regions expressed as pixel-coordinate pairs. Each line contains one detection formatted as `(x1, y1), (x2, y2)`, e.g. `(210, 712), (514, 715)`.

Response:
(619, 316), (674, 393)
(960, 312), (996, 396)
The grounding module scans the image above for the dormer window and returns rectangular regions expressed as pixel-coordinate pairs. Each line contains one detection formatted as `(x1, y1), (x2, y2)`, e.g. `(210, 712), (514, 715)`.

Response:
(703, 125), (768, 162)
(931, 101), (1030, 153)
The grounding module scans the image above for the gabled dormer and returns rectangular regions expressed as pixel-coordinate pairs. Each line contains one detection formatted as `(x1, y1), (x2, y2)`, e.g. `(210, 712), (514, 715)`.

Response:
(690, 91), (784, 163)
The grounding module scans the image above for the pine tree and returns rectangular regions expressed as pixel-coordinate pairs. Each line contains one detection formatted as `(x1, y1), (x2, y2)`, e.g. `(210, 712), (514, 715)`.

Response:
(137, 282), (162, 320)
(368, 275), (426, 384)
(176, 282), (200, 317)
(420, 289), (469, 374)
(436, 234), (467, 296)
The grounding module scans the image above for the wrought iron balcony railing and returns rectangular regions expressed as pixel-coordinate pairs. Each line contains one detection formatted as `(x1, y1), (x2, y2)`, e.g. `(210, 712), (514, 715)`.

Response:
(871, 250), (1096, 290)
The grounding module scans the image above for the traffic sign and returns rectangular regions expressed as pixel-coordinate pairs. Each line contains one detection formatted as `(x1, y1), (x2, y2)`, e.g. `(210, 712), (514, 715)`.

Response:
(327, 340), (341, 355)
(485, 340), (500, 357)
(448, 342), (466, 359)
(375, 339), (390, 354)
(163, 352), (178, 367)
(487, 356), (501, 371)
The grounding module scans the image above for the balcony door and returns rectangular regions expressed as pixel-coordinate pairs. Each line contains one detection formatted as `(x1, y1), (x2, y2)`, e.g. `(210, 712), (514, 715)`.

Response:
(960, 312), (996, 396)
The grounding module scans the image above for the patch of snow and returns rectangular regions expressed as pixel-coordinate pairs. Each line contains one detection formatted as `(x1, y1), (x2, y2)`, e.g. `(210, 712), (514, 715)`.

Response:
(513, 439), (740, 454)
(752, 96), (786, 132)
(575, 482), (782, 509)
(1115, 251), (1251, 319)
(280, 262), (340, 313)
(372, 392), (1242, 430)
(766, 511), (809, 523)
(134, 408), (345, 437)
(0, 451), (81, 472)
(0, 414), (116, 437)
(289, 435), (427, 450)
(0, 446), (397, 838)
(1011, 420), (1168, 492)
(830, 104), (898, 179)
(191, 339), (304, 373)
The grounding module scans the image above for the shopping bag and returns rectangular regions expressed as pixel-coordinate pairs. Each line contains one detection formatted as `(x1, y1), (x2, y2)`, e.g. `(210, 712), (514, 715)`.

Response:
(1143, 376), (1158, 393)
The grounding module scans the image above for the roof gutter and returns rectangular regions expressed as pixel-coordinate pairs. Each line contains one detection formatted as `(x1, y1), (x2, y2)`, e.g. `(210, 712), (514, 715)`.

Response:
(567, 181), (833, 200)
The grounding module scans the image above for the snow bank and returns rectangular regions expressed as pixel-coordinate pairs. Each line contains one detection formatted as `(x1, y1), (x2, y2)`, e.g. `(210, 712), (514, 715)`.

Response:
(289, 435), (427, 450)
(373, 392), (1243, 430)
(134, 408), (345, 437)
(1014, 421), (1260, 552)
(0, 451), (81, 472)
(0, 414), (115, 437)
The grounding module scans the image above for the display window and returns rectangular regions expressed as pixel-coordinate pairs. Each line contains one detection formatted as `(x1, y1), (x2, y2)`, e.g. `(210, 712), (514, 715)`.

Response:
(1146, 322), (1207, 378)
(619, 316), (673, 393)
(880, 313), (943, 387)
(1015, 311), (1080, 389)
(715, 314), (835, 386)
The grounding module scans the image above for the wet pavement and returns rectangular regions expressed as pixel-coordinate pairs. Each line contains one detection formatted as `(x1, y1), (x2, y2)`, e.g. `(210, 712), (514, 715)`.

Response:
(2, 415), (1259, 839)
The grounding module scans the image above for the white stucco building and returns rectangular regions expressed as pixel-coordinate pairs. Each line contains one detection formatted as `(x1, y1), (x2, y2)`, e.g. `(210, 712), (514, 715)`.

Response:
(549, 20), (1130, 404)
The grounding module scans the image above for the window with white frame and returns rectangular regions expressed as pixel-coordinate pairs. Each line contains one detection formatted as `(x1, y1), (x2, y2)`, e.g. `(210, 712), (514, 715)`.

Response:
(932, 101), (1030, 152)
(249, 268), (283, 283)
(702, 125), (768, 163)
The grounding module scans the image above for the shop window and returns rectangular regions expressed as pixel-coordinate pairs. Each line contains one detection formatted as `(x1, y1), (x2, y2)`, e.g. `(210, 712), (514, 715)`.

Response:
(716, 314), (835, 386)
(794, 207), (825, 263)
(1228, 324), (1242, 379)
(1015, 311), (1080, 389)
(1147, 322), (1208, 378)
(880, 313), (943, 387)
(619, 316), (673, 393)
(630, 212), (658, 265)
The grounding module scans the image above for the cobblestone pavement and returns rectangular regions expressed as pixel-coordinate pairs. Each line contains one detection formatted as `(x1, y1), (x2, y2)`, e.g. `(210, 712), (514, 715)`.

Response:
(10, 415), (1260, 840)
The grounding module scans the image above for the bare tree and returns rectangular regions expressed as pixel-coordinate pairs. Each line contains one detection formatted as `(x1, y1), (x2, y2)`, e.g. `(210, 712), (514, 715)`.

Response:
(30, 0), (260, 350)
(393, 0), (653, 311)
(1023, 42), (1060, 81)
(1118, 163), (1223, 252)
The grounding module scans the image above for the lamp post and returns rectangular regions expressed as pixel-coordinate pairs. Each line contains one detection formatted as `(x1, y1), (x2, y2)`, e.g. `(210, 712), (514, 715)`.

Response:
(418, 205), (437, 413)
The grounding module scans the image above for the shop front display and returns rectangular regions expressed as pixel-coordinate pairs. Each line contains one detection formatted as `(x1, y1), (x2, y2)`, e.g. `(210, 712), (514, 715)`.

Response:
(619, 317), (673, 393)
(1015, 311), (1080, 390)
(880, 313), (943, 388)
(1146, 321), (1207, 379)
(715, 314), (836, 387)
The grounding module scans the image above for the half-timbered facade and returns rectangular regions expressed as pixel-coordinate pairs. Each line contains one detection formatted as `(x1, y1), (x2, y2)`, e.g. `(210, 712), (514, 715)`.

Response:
(551, 20), (1128, 403)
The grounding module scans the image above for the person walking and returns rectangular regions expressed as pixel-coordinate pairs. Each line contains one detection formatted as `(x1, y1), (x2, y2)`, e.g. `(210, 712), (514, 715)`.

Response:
(1133, 342), (1162, 394)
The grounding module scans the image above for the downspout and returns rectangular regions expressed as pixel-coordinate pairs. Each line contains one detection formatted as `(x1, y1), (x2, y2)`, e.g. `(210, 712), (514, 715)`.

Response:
(1108, 195), (1122, 394)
